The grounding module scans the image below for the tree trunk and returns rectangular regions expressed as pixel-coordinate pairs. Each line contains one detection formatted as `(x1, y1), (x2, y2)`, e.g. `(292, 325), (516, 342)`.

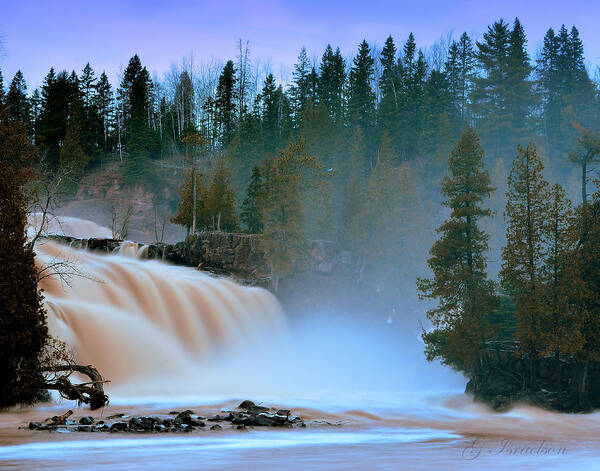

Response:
(42, 364), (109, 410)
(582, 161), (587, 205)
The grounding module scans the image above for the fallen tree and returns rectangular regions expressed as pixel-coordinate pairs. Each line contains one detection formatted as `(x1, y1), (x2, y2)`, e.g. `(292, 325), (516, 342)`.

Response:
(42, 364), (109, 410)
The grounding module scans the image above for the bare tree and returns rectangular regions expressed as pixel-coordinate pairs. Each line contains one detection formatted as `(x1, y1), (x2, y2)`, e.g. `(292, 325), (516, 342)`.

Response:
(236, 39), (252, 122)
(110, 203), (133, 239)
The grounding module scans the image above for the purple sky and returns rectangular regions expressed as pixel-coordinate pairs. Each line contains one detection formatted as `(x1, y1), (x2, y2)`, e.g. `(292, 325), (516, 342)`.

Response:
(1, 0), (600, 89)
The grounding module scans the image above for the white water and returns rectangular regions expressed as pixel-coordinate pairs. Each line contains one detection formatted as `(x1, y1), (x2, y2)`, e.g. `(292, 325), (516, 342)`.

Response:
(1, 215), (598, 470)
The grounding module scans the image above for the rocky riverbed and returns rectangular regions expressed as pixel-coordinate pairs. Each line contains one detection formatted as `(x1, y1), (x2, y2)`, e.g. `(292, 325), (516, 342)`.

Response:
(24, 401), (305, 434)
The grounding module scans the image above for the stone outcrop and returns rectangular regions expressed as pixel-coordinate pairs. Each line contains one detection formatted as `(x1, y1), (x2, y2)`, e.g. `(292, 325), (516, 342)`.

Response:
(25, 401), (306, 433)
(466, 340), (600, 412)
(47, 233), (354, 285)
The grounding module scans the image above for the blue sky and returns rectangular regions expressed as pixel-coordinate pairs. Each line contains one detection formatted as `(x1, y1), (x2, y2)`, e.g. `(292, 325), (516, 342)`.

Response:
(1, 0), (599, 89)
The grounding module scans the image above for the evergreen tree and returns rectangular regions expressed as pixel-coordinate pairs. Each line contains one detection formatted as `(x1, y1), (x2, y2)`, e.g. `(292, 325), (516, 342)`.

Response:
(79, 63), (102, 162)
(420, 70), (456, 166)
(505, 18), (536, 148)
(94, 72), (113, 152)
(378, 35), (401, 146)
(215, 60), (238, 146)
(204, 155), (238, 231)
(471, 20), (514, 158)
(6, 71), (30, 124)
(0, 100), (48, 406)
(38, 69), (80, 169)
(260, 139), (319, 290)
(399, 34), (428, 158)
(240, 166), (264, 233)
(290, 47), (312, 128)
(318, 45), (346, 126)
(58, 95), (89, 191)
(347, 40), (375, 131)
(119, 55), (159, 183)
(261, 73), (279, 151)
(542, 184), (582, 397)
(171, 167), (207, 234)
(446, 33), (475, 123)
(417, 128), (498, 374)
(500, 143), (550, 387)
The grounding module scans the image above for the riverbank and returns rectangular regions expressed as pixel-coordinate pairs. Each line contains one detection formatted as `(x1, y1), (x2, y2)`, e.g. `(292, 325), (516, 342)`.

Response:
(1, 392), (597, 471)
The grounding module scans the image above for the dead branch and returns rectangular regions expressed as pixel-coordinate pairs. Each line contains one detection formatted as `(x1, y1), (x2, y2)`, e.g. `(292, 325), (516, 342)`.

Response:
(42, 364), (109, 410)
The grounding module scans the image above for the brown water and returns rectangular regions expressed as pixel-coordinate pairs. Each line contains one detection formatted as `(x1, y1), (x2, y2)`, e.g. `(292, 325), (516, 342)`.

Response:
(1, 217), (598, 470)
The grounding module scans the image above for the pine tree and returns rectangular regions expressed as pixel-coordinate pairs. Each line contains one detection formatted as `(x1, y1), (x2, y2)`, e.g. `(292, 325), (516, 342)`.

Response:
(215, 60), (238, 146)
(500, 143), (550, 387)
(318, 45), (346, 126)
(420, 70), (456, 167)
(378, 35), (401, 140)
(471, 19), (514, 159)
(417, 128), (498, 374)
(240, 166), (264, 233)
(38, 69), (80, 170)
(505, 18), (536, 148)
(94, 72), (113, 152)
(446, 33), (475, 123)
(290, 47), (312, 128)
(59, 96), (89, 191)
(79, 63), (102, 162)
(120, 55), (159, 183)
(347, 40), (375, 131)
(6, 71), (30, 124)
(261, 73), (279, 151)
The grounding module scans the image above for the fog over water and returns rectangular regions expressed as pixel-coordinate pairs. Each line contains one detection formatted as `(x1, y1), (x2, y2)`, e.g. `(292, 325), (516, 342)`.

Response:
(1, 216), (598, 470)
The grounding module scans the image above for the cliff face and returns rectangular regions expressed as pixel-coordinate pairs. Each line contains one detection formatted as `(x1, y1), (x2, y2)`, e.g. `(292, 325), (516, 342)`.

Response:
(466, 340), (600, 412)
(48, 233), (354, 285)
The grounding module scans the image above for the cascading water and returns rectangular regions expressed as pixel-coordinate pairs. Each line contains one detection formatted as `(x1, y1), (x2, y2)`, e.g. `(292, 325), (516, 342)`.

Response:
(31, 217), (284, 392)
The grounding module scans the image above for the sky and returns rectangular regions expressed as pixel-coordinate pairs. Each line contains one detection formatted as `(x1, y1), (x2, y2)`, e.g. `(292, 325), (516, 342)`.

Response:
(1, 0), (600, 89)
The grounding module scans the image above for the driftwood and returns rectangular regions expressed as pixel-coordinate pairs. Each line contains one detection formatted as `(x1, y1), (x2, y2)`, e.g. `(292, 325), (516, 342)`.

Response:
(49, 410), (73, 425)
(42, 365), (109, 410)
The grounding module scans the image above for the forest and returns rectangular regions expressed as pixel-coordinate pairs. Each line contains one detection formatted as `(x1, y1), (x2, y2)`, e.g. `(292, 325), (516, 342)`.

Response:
(2, 17), (600, 407)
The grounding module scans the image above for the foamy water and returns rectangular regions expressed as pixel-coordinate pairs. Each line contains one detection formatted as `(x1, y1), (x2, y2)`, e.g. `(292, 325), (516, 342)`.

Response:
(1, 216), (598, 470)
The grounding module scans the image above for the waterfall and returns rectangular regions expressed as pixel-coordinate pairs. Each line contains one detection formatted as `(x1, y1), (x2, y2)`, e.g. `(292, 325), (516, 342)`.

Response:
(32, 217), (284, 390)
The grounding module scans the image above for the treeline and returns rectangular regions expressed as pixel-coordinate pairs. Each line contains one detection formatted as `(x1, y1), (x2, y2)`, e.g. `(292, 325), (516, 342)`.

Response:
(419, 127), (600, 408)
(0, 19), (597, 186)
(1, 17), (599, 299)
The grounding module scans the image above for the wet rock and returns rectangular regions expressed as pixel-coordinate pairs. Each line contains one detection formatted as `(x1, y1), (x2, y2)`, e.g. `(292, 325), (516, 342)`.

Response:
(29, 422), (43, 430)
(77, 425), (93, 432)
(161, 418), (174, 427)
(79, 416), (94, 425)
(252, 415), (276, 427)
(207, 413), (231, 422)
(129, 417), (156, 431)
(106, 413), (124, 420)
(276, 409), (290, 417)
(210, 424), (222, 430)
(238, 400), (269, 414)
(231, 412), (249, 425)
(110, 422), (129, 432)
